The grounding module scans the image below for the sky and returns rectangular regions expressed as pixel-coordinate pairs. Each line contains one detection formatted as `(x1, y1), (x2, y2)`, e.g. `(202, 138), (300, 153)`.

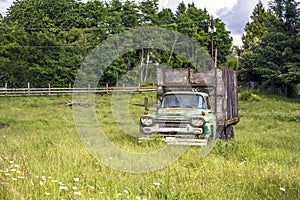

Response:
(0, 0), (271, 46)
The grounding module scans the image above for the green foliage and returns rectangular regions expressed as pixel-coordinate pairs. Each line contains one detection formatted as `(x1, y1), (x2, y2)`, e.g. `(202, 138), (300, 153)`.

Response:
(239, 90), (262, 101)
(242, 1), (269, 51)
(240, 0), (300, 97)
(0, 0), (233, 88)
(227, 59), (238, 70)
(295, 84), (300, 95)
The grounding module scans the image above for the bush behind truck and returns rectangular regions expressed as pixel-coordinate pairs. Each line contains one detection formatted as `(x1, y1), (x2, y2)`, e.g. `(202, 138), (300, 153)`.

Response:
(139, 68), (239, 145)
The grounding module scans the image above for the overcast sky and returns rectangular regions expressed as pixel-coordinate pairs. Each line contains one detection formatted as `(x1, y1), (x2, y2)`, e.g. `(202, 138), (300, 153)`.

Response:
(0, 0), (271, 45)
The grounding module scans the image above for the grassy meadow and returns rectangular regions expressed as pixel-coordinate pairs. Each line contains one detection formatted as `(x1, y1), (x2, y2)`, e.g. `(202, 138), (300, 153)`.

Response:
(0, 92), (299, 199)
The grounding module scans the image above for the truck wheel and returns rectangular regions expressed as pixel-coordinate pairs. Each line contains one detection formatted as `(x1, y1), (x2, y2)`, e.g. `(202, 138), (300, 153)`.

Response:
(216, 126), (225, 139)
(225, 125), (234, 139)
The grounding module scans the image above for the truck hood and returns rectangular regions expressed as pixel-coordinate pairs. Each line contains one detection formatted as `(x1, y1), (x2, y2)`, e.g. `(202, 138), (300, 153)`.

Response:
(157, 108), (203, 118)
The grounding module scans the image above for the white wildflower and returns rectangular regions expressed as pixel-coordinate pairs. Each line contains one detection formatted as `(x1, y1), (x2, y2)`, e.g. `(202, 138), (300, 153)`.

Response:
(41, 176), (46, 181)
(10, 168), (16, 172)
(153, 182), (161, 187)
(89, 185), (95, 190)
(14, 164), (20, 168)
(72, 186), (78, 190)
(5, 173), (11, 177)
(124, 189), (129, 194)
(45, 192), (50, 196)
(17, 176), (25, 179)
(59, 186), (68, 191)
(12, 178), (17, 181)
(74, 178), (80, 182)
(16, 170), (22, 174)
(51, 180), (58, 183)
(280, 187), (285, 192)
(58, 181), (64, 185)
(74, 191), (81, 196)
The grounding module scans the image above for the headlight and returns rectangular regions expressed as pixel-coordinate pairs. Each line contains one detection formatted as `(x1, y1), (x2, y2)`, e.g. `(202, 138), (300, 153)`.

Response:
(191, 118), (204, 127)
(140, 116), (153, 126)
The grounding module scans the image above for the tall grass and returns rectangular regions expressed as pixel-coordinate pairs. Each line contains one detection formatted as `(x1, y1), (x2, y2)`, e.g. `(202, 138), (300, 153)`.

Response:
(0, 94), (299, 199)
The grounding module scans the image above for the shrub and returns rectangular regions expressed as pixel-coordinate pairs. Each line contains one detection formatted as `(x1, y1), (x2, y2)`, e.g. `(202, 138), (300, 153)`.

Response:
(239, 90), (262, 101)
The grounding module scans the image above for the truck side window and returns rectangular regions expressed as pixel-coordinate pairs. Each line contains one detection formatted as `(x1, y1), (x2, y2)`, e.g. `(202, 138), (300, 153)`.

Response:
(198, 96), (205, 109)
(206, 97), (212, 110)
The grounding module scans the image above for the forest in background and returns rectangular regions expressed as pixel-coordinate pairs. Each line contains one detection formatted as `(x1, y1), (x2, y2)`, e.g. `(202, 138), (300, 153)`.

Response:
(240, 0), (299, 97)
(0, 0), (232, 88)
(0, 0), (299, 96)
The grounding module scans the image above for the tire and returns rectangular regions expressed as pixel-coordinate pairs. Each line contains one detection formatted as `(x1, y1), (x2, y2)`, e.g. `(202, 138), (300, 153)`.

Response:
(216, 126), (225, 139)
(225, 125), (234, 139)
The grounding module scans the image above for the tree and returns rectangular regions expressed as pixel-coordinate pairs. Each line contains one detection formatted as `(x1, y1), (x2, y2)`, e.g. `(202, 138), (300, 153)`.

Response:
(175, 1), (187, 17)
(1, 0), (234, 87)
(239, 1), (270, 83)
(157, 8), (176, 26)
(242, 1), (269, 51)
(240, 0), (300, 97)
(2, 0), (89, 87)
(138, 0), (159, 25)
(175, 3), (232, 66)
(260, 0), (300, 96)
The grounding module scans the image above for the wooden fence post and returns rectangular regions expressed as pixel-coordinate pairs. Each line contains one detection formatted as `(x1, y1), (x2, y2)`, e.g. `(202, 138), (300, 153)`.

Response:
(69, 83), (71, 95)
(138, 83), (141, 93)
(48, 83), (51, 95)
(27, 82), (30, 95)
(5, 83), (7, 96)
(106, 83), (109, 94)
(144, 97), (149, 111)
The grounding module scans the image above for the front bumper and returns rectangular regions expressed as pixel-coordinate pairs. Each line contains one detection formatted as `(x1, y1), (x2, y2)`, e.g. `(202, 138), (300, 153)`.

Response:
(140, 123), (204, 135)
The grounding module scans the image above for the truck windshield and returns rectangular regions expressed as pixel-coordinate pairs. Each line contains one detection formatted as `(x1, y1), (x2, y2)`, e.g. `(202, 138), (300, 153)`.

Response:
(161, 94), (205, 109)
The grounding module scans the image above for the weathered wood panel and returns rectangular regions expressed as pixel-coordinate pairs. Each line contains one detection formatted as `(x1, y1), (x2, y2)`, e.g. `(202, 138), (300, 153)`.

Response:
(156, 67), (239, 127)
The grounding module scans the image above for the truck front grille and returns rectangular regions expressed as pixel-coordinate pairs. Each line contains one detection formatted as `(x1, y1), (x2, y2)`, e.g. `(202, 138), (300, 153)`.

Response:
(157, 122), (188, 129)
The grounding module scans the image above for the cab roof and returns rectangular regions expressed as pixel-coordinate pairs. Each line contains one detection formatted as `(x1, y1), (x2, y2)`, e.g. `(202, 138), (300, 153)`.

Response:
(163, 91), (209, 97)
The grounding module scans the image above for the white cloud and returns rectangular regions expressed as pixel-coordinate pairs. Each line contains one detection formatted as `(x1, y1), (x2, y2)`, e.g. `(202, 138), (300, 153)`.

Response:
(193, 0), (237, 16)
(0, 0), (12, 15)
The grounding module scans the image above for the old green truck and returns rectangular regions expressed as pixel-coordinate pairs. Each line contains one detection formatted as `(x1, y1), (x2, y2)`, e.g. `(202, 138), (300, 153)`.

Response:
(140, 68), (239, 145)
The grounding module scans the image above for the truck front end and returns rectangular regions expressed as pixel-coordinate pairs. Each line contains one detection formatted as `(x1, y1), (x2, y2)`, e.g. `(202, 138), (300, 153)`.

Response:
(140, 92), (216, 145)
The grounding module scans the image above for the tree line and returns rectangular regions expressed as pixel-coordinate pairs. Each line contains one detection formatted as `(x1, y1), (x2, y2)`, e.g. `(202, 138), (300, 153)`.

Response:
(0, 0), (232, 88)
(240, 0), (299, 97)
(0, 0), (298, 97)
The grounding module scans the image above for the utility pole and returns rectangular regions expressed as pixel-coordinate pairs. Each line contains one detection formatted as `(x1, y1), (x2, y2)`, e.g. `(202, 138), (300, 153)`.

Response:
(211, 16), (218, 114)
(211, 16), (214, 69)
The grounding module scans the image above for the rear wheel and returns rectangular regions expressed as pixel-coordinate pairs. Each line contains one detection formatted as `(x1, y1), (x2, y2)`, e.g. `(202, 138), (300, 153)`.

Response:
(225, 125), (234, 139)
(216, 126), (225, 139)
